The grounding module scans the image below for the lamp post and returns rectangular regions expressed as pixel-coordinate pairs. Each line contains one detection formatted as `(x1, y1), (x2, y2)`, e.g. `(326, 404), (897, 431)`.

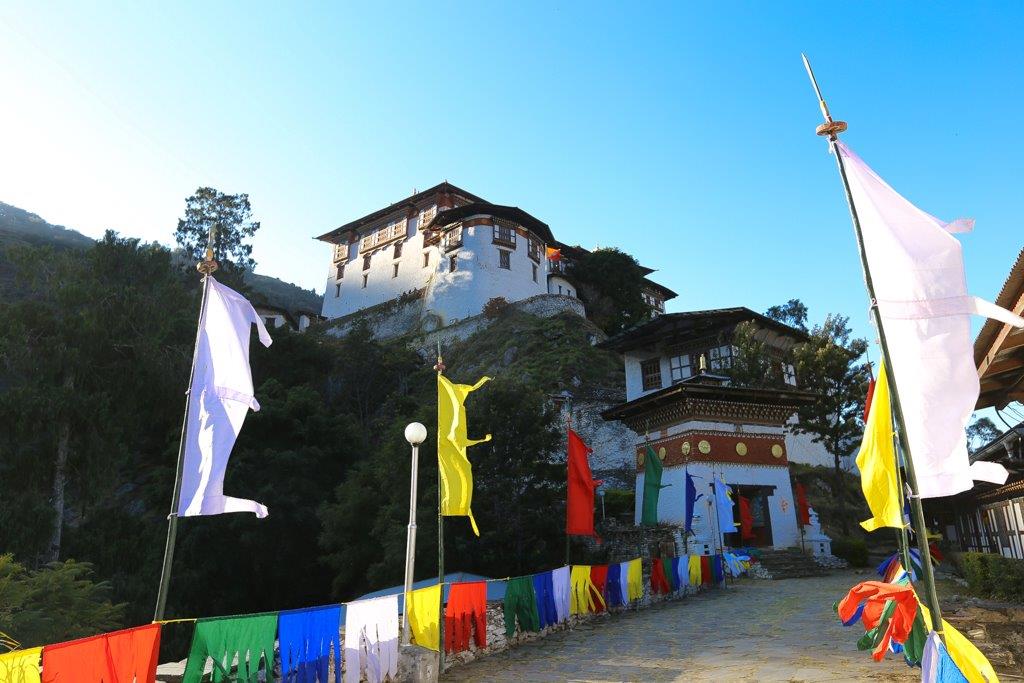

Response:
(402, 421), (428, 645)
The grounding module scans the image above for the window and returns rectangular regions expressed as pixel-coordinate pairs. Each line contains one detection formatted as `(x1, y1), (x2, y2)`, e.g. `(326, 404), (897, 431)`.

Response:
(709, 345), (736, 370)
(641, 358), (662, 391)
(363, 254), (371, 270)
(362, 274), (368, 288)
(449, 255), (458, 272)
(443, 227), (463, 251)
(265, 316), (276, 327)
(499, 250), (510, 269)
(782, 363), (797, 386)
(558, 285), (563, 294)
(332, 243), (347, 263)
(336, 263), (344, 279)
(670, 353), (693, 383)
(334, 283), (341, 298)
(493, 223), (515, 246)
(392, 263), (399, 278)
(527, 238), (541, 262)
(532, 263), (538, 282)
(394, 241), (403, 259)
(423, 253), (430, 268)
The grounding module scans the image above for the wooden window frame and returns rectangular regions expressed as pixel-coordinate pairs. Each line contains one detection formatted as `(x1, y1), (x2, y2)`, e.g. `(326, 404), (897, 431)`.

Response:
(641, 358), (662, 391)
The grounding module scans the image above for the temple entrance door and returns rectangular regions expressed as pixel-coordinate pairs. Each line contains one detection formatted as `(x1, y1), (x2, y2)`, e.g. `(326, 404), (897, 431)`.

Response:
(724, 485), (774, 548)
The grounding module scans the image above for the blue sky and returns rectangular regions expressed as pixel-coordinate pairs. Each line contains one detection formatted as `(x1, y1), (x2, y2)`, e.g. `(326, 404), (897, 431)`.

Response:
(1, 3), (1021, 358)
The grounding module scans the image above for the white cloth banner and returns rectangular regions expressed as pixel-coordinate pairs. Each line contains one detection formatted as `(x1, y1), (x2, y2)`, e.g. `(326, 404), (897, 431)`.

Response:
(714, 477), (738, 533)
(178, 277), (272, 518)
(344, 595), (399, 683)
(837, 142), (1023, 498)
(551, 566), (570, 623)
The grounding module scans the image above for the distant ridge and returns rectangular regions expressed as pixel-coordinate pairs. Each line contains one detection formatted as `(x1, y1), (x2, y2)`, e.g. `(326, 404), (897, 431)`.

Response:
(0, 200), (323, 316)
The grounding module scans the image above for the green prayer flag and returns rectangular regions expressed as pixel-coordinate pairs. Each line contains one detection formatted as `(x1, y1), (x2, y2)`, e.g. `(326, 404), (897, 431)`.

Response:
(183, 613), (277, 683)
(503, 576), (540, 638)
(641, 445), (666, 526)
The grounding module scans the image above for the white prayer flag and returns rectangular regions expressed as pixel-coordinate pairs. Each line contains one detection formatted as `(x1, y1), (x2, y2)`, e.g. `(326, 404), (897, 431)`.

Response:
(714, 477), (738, 532)
(178, 277), (272, 518)
(838, 142), (1024, 498)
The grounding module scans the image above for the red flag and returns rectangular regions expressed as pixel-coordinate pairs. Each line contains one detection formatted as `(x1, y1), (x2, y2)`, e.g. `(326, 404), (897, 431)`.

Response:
(794, 482), (811, 527)
(566, 429), (601, 537)
(738, 496), (756, 540)
(863, 377), (877, 422)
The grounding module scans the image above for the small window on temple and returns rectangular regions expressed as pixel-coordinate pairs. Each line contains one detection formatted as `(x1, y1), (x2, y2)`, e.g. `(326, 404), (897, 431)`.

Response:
(670, 354), (692, 383)
(362, 274), (368, 288)
(449, 255), (458, 272)
(499, 250), (510, 270)
(423, 253), (430, 268)
(335, 283), (341, 298)
(783, 363), (797, 386)
(392, 263), (399, 278)
(394, 241), (403, 259)
(363, 254), (371, 270)
(337, 263), (344, 279)
(641, 358), (662, 391)
(532, 264), (537, 282)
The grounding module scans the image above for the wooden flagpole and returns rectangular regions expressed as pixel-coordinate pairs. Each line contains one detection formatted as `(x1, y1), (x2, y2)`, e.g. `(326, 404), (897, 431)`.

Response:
(801, 54), (945, 637)
(153, 232), (218, 622)
(565, 406), (572, 567)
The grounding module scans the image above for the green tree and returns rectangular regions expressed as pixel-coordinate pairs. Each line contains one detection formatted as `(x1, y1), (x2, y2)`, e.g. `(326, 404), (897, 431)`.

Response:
(174, 187), (260, 271)
(789, 314), (869, 535)
(765, 299), (809, 332)
(0, 554), (124, 649)
(727, 320), (788, 389)
(568, 248), (650, 335)
(966, 416), (1001, 454)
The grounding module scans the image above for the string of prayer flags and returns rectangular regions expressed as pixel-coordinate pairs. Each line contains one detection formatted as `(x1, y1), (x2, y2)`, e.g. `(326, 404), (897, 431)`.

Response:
(605, 563), (624, 608)
(444, 582), (486, 654)
(43, 624), (161, 683)
(0, 647), (41, 683)
(684, 469), (701, 533)
(532, 572), (558, 628)
(625, 559), (643, 602)
(551, 567), (571, 622)
(918, 603), (998, 683)
(183, 614), (275, 683)
(856, 363), (904, 532)
(569, 565), (605, 615)
(650, 559), (671, 595)
(837, 581), (921, 662)
(437, 374), (492, 536)
(589, 565), (608, 613)
(688, 555), (702, 586)
(837, 142), (1024, 497)
(921, 631), (969, 683)
(344, 596), (398, 683)
(406, 585), (441, 651)
(503, 577), (539, 638)
(278, 604), (342, 682)
(178, 277), (272, 518)
(566, 429), (601, 538)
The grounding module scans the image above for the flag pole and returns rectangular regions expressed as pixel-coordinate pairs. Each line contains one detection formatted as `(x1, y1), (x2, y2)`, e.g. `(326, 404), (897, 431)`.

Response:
(801, 54), (944, 637)
(565, 406), (572, 567)
(433, 342), (446, 670)
(153, 234), (218, 622)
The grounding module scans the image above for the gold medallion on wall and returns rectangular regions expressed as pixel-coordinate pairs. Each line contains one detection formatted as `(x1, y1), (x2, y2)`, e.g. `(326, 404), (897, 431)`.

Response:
(771, 444), (785, 459)
(698, 439), (711, 455)
(658, 447), (667, 461)
(735, 442), (748, 456)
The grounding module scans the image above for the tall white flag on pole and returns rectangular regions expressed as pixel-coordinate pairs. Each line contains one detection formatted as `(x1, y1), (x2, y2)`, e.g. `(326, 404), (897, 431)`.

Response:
(178, 277), (272, 518)
(837, 142), (1024, 498)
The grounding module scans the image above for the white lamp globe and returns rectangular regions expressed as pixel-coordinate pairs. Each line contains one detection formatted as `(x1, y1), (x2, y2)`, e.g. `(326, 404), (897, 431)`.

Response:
(405, 422), (428, 446)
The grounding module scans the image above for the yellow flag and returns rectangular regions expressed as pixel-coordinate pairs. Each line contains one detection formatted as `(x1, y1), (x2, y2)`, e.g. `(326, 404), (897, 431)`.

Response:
(857, 363), (904, 532)
(406, 584), (441, 651)
(919, 603), (999, 683)
(0, 647), (42, 683)
(438, 373), (491, 535)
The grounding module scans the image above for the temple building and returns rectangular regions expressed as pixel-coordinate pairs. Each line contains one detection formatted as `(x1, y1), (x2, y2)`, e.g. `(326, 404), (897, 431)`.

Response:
(315, 182), (675, 326)
(601, 309), (833, 552)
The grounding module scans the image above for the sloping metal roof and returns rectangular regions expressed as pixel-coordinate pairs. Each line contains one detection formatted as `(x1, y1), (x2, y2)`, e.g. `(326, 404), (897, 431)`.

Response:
(975, 247), (1024, 409)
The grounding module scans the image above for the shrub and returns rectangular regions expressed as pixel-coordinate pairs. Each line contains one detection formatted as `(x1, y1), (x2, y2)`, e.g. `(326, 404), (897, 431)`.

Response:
(831, 536), (869, 567)
(956, 552), (1024, 602)
(602, 488), (635, 520)
(482, 297), (510, 319)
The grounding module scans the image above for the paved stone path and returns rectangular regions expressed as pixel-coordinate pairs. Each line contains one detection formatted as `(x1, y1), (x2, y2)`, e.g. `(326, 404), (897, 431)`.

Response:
(444, 571), (919, 682)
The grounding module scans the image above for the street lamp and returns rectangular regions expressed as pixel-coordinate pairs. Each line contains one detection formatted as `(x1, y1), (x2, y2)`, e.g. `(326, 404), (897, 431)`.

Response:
(402, 422), (427, 645)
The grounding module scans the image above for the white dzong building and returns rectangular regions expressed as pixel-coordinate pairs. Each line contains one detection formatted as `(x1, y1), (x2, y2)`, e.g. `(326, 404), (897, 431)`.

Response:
(315, 182), (676, 327)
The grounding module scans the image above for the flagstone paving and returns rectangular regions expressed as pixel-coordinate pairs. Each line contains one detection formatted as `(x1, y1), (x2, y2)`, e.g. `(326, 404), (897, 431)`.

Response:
(443, 570), (918, 682)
